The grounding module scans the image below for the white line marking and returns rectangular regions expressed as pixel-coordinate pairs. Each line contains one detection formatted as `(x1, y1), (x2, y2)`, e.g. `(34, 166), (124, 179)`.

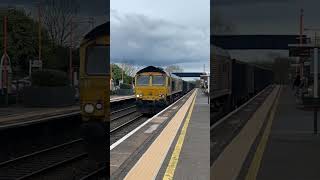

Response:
(110, 95), (135, 103)
(110, 90), (195, 150)
(211, 85), (273, 131)
(144, 124), (160, 134)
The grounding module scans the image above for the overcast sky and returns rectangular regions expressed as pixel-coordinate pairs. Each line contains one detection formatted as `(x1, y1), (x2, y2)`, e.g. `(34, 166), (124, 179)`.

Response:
(111, 0), (210, 73)
(213, 0), (320, 62)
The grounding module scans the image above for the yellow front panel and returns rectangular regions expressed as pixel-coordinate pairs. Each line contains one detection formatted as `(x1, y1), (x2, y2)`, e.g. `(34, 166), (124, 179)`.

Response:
(79, 34), (110, 122)
(135, 86), (167, 101)
(135, 72), (168, 101)
(80, 77), (109, 120)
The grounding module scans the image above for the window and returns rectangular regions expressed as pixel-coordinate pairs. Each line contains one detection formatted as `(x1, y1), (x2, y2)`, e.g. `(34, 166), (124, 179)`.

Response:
(172, 79), (176, 91)
(152, 75), (165, 86)
(137, 75), (150, 86)
(86, 46), (109, 75)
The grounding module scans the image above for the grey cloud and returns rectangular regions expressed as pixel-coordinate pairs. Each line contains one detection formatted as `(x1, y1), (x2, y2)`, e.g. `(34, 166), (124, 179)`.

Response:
(111, 10), (209, 67)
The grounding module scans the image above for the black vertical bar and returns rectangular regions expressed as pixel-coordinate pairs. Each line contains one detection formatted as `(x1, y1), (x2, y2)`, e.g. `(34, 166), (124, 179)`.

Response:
(208, 92), (209, 104)
(314, 108), (318, 134)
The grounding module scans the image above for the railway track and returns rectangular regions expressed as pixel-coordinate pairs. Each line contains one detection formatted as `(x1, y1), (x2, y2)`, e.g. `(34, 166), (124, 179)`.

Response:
(111, 105), (137, 121)
(0, 139), (83, 179)
(80, 166), (107, 180)
(110, 104), (147, 134)
(110, 110), (148, 145)
(110, 114), (144, 133)
(110, 104), (146, 134)
(0, 138), (106, 179)
(0, 102), (137, 179)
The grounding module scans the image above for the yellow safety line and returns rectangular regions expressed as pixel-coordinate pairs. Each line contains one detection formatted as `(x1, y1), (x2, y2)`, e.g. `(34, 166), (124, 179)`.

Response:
(124, 90), (197, 179)
(162, 90), (197, 180)
(245, 86), (282, 180)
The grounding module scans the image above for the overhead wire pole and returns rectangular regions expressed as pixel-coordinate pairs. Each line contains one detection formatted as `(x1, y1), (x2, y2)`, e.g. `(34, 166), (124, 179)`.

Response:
(3, 16), (8, 106)
(38, 3), (42, 67)
(299, 8), (304, 78)
(110, 64), (112, 90)
(69, 16), (73, 86)
(121, 60), (124, 84)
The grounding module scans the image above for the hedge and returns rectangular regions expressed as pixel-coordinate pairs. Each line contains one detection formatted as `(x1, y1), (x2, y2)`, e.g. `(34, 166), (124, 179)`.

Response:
(120, 83), (132, 89)
(32, 69), (69, 87)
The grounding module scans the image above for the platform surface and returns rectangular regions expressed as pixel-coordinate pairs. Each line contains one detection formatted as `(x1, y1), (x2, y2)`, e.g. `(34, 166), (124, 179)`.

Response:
(158, 90), (210, 180)
(121, 89), (210, 179)
(0, 95), (133, 128)
(110, 90), (195, 179)
(211, 85), (280, 180)
(255, 86), (320, 180)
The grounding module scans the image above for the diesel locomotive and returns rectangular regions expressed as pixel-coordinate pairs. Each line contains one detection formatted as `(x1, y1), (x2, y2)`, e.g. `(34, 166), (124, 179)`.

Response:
(135, 66), (194, 114)
(79, 22), (109, 164)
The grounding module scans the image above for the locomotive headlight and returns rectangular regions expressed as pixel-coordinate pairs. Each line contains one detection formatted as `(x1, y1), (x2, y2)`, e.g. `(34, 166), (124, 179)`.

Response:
(96, 103), (103, 110)
(136, 94), (143, 98)
(159, 94), (165, 98)
(84, 104), (94, 113)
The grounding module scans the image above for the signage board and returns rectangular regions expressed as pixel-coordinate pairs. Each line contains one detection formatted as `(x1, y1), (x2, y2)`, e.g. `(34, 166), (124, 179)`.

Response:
(31, 60), (42, 68)
(29, 60), (43, 77)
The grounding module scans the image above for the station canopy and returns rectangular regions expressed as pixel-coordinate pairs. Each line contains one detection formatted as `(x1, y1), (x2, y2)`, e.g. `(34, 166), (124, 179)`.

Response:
(172, 72), (207, 77)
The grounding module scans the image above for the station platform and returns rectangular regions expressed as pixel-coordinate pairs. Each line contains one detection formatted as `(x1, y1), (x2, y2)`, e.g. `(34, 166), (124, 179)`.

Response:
(0, 95), (134, 129)
(211, 85), (320, 180)
(158, 89), (210, 180)
(110, 89), (209, 179)
(0, 105), (79, 129)
(253, 86), (320, 180)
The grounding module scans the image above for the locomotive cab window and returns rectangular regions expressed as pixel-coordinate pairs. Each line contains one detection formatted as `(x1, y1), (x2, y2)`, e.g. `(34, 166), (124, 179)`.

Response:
(152, 75), (165, 86)
(86, 45), (109, 75)
(137, 75), (150, 86)
(172, 80), (176, 91)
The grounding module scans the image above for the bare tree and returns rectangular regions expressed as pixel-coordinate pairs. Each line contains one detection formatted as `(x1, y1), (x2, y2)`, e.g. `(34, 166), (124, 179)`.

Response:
(165, 65), (184, 73)
(120, 63), (137, 77)
(42, 0), (80, 47)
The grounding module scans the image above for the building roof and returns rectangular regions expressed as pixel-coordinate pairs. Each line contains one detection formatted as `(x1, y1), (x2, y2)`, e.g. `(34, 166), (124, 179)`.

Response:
(136, 66), (181, 79)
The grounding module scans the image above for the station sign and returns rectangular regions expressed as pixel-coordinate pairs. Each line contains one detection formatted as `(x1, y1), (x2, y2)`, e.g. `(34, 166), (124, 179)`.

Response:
(29, 60), (43, 77)
(31, 60), (42, 68)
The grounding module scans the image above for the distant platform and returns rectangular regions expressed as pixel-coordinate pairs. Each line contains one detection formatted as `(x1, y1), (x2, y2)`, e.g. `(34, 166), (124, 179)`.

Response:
(0, 95), (135, 130)
(0, 105), (80, 130)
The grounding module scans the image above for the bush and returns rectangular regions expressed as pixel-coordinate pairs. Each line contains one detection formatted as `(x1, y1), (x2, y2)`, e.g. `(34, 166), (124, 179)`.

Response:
(32, 69), (69, 87)
(120, 83), (132, 89)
